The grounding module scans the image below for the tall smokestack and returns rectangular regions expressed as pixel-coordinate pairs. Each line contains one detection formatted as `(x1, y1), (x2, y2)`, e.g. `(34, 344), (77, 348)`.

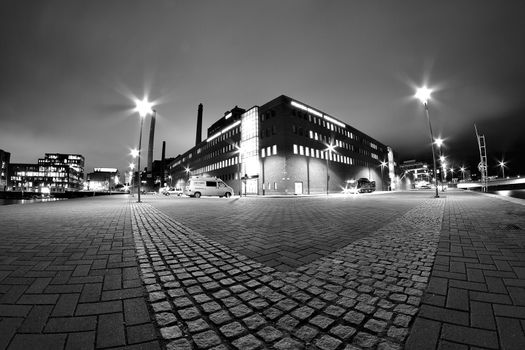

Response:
(161, 141), (166, 186)
(147, 109), (156, 178)
(196, 103), (203, 145)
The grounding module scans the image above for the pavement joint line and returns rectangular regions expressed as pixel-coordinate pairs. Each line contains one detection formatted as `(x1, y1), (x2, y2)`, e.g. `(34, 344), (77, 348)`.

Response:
(131, 197), (445, 349)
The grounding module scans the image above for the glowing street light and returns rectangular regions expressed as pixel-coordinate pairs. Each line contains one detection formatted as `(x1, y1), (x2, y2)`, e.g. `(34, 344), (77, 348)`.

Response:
(498, 160), (506, 179)
(129, 163), (135, 197)
(460, 166), (466, 181)
(325, 142), (336, 195)
(415, 86), (439, 198)
(380, 161), (387, 191)
(134, 97), (154, 203)
(235, 145), (243, 196)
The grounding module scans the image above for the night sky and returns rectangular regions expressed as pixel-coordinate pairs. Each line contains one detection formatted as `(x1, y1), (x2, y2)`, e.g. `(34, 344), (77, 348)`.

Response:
(1, 1), (525, 177)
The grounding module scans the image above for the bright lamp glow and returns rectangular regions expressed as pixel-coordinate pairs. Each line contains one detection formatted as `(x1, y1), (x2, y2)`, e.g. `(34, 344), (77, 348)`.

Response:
(326, 143), (336, 153)
(134, 97), (154, 117)
(129, 163), (135, 170)
(415, 87), (432, 104)
(130, 149), (139, 158)
(435, 138), (444, 147)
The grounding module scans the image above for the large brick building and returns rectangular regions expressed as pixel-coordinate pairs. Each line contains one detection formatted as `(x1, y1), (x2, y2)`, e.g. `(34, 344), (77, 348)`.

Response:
(168, 95), (394, 195)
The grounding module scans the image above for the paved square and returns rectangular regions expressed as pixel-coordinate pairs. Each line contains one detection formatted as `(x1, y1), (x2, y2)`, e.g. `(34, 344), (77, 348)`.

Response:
(1, 190), (524, 349)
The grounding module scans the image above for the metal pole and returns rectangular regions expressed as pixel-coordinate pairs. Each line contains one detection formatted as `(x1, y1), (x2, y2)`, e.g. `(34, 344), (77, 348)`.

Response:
(326, 152), (329, 196)
(424, 102), (439, 198)
(137, 117), (144, 203)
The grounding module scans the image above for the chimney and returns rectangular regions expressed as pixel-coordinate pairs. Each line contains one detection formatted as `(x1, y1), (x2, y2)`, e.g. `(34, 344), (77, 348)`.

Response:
(147, 109), (156, 178)
(161, 141), (166, 186)
(196, 103), (203, 146)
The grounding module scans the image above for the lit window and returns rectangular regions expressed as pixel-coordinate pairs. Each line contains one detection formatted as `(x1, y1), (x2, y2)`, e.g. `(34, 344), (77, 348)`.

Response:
(267, 146), (271, 156)
(274, 182), (278, 190)
(293, 144), (298, 154)
(299, 146), (304, 155)
(272, 145), (277, 155)
(262, 148), (266, 157)
(305, 147), (310, 157)
(316, 149), (319, 158)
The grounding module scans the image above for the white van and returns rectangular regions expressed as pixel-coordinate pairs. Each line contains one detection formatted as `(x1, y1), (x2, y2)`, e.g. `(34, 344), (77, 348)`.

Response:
(184, 176), (234, 198)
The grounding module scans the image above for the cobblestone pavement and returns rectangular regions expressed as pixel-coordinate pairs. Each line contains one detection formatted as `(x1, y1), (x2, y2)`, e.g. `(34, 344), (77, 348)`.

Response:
(2, 191), (524, 349)
(133, 193), (444, 349)
(148, 193), (422, 272)
(406, 191), (525, 350)
(0, 197), (159, 350)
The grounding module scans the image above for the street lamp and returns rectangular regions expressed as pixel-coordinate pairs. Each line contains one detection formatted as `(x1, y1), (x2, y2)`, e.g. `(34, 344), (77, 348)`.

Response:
(435, 138), (445, 191)
(380, 161), (387, 191)
(235, 145), (243, 196)
(415, 86), (439, 198)
(460, 166), (466, 181)
(325, 142), (336, 195)
(129, 163), (135, 197)
(498, 160), (506, 179)
(134, 97), (154, 203)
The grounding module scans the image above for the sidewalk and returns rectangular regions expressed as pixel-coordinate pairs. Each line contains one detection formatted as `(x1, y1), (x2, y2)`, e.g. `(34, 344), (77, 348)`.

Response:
(0, 191), (524, 349)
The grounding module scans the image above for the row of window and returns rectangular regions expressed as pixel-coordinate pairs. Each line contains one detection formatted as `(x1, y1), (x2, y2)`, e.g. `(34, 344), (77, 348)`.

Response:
(178, 126), (241, 165)
(193, 156), (240, 175)
(260, 145), (278, 158)
(291, 105), (384, 153)
(293, 144), (354, 165)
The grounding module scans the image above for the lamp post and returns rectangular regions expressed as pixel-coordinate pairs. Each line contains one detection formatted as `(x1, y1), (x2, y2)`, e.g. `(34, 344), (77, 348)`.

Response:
(498, 160), (506, 179)
(415, 87), (439, 198)
(235, 145), (243, 196)
(129, 163), (135, 197)
(435, 138), (445, 191)
(325, 142), (336, 196)
(380, 161), (387, 191)
(134, 97), (154, 203)
(460, 166), (466, 181)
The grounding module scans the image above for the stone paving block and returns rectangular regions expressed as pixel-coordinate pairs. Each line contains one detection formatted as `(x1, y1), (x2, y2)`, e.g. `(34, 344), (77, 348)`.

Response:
(97, 313), (126, 347)
(76, 299), (122, 316)
(470, 301), (496, 330)
(45, 315), (97, 333)
(19, 305), (53, 332)
(441, 323), (499, 349)
(0, 304), (32, 317)
(496, 316), (525, 350)
(8, 333), (67, 350)
(52, 293), (80, 316)
(65, 331), (96, 350)
(124, 297), (152, 325)
(405, 317), (441, 350)
(192, 330), (222, 349)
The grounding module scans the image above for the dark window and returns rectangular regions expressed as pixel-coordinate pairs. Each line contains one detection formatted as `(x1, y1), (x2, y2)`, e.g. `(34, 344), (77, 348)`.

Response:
(206, 181), (216, 187)
(272, 125), (277, 135)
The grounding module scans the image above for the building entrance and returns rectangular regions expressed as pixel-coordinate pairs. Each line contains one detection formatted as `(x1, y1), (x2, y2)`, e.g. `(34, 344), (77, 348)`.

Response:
(294, 182), (303, 195)
(242, 179), (258, 195)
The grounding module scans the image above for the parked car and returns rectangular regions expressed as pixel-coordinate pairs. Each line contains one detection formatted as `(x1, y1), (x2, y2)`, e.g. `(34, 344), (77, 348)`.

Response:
(160, 187), (183, 196)
(184, 176), (234, 198)
(343, 178), (376, 194)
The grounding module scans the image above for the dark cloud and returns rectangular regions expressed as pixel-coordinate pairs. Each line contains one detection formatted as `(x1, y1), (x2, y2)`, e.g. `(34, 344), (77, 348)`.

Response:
(1, 0), (525, 175)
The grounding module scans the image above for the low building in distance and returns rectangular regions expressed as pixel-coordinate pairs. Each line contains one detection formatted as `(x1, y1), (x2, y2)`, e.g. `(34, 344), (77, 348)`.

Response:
(8, 153), (85, 193)
(0, 149), (10, 191)
(86, 168), (120, 192)
(168, 95), (395, 195)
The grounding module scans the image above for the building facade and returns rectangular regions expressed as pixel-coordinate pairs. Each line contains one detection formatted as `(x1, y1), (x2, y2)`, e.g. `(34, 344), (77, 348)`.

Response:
(86, 168), (120, 192)
(9, 153), (85, 192)
(168, 95), (394, 195)
(0, 149), (10, 191)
